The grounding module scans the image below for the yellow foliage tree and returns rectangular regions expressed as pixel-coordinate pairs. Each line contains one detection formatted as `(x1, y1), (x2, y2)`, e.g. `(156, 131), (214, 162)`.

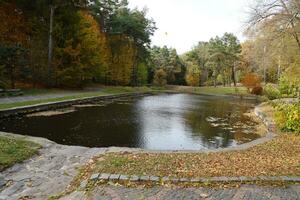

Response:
(186, 63), (201, 86)
(108, 35), (136, 85)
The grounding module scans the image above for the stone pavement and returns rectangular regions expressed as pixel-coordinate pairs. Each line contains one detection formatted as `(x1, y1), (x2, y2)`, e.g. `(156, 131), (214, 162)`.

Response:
(0, 132), (106, 200)
(0, 92), (86, 104)
(62, 184), (300, 200)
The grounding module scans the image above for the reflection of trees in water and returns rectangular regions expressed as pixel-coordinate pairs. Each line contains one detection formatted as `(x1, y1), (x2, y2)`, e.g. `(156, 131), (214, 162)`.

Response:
(183, 98), (258, 149)
(0, 103), (142, 148)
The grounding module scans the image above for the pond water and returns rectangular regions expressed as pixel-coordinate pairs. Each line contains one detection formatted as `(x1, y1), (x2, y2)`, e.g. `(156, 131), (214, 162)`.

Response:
(0, 94), (261, 150)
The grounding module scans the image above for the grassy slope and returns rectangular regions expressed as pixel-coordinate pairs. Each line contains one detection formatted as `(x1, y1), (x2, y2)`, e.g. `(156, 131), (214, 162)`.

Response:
(0, 136), (40, 171)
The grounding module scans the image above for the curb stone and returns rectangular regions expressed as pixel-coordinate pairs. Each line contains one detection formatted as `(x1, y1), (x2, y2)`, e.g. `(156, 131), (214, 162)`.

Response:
(91, 173), (300, 184)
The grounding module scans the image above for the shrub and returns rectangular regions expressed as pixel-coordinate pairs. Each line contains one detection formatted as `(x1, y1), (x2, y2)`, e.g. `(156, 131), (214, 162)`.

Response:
(279, 65), (300, 97)
(204, 79), (214, 86)
(264, 84), (281, 100)
(242, 73), (262, 92)
(153, 69), (167, 86)
(275, 102), (300, 133)
(251, 86), (263, 95)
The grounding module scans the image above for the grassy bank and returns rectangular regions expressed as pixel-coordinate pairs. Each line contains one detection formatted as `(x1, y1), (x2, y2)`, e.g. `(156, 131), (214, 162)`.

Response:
(0, 136), (40, 171)
(167, 86), (248, 96)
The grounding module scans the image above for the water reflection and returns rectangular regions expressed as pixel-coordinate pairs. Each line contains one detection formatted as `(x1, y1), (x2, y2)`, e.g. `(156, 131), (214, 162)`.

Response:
(0, 94), (261, 150)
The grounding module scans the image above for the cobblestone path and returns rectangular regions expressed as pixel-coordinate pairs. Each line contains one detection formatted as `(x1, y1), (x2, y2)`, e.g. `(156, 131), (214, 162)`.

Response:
(62, 184), (300, 200)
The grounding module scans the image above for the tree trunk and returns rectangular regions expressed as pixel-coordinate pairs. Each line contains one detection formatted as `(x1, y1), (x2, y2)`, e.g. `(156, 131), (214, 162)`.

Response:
(47, 5), (55, 87)
(232, 62), (236, 87)
(10, 64), (15, 89)
(131, 45), (139, 87)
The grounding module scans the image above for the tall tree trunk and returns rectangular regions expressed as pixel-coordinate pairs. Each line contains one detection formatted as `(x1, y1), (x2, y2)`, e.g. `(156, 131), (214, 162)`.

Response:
(10, 64), (15, 89)
(131, 45), (138, 87)
(232, 62), (236, 87)
(47, 5), (55, 87)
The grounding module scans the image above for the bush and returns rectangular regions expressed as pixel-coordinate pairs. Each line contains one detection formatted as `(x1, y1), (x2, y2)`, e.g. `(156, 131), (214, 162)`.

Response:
(251, 86), (263, 95)
(264, 84), (281, 100)
(204, 79), (214, 86)
(279, 65), (300, 97)
(153, 69), (167, 86)
(275, 102), (300, 133)
(242, 73), (262, 92)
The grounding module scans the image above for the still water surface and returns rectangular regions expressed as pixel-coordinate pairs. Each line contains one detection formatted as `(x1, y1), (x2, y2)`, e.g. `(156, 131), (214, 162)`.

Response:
(0, 94), (261, 150)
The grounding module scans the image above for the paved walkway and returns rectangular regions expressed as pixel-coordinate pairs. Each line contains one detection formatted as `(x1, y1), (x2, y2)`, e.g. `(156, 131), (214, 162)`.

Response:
(0, 91), (90, 104)
(62, 184), (300, 200)
(0, 132), (106, 200)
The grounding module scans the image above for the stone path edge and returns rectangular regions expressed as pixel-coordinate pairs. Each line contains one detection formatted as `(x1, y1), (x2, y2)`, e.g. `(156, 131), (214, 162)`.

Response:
(0, 92), (155, 118)
(89, 173), (300, 184)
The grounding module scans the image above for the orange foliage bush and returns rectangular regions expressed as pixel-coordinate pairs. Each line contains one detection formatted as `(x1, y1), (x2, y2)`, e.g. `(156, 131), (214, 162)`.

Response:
(242, 73), (262, 92)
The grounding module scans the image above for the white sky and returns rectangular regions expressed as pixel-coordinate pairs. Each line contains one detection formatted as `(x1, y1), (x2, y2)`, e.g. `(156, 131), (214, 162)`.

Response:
(129, 0), (250, 54)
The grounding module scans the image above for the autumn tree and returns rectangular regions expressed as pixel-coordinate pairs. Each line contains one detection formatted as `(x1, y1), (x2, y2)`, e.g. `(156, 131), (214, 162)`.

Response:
(153, 69), (167, 86)
(149, 46), (185, 85)
(248, 0), (300, 53)
(53, 10), (109, 87)
(0, 2), (28, 88)
(185, 62), (201, 87)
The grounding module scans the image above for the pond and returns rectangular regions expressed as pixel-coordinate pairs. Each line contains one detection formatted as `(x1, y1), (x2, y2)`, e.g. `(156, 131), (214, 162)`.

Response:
(0, 94), (261, 150)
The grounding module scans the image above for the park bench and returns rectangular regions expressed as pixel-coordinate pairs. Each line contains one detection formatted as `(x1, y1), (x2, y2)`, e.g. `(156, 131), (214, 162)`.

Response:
(0, 89), (23, 97)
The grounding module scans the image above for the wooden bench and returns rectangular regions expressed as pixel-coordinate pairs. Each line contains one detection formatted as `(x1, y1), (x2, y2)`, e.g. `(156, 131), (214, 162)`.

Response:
(0, 89), (23, 97)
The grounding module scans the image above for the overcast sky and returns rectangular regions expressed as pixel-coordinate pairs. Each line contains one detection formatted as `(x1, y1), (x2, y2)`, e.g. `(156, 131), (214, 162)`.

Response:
(129, 0), (250, 54)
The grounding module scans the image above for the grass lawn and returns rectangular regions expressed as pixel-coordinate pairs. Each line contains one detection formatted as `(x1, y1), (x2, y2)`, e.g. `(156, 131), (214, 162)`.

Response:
(168, 86), (248, 96)
(0, 136), (40, 171)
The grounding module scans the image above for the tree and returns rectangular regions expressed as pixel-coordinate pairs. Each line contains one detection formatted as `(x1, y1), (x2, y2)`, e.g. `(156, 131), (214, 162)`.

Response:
(149, 46), (184, 85)
(153, 69), (167, 86)
(207, 36), (226, 87)
(0, 45), (28, 88)
(185, 62), (201, 87)
(248, 0), (300, 53)
(184, 42), (210, 84)
(0, 2), (28, 88)
(109, 7), (156, 86)
(54, 10), (108, 87)
(222, 33), (241, 86)
(242, 73), (262, 92)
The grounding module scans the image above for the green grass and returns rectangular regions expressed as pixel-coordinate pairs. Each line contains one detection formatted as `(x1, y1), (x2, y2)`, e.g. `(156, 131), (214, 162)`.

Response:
(21, 88), (67, 96)
(0, 136), (40, 171)
(169, 86), (248, 96)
